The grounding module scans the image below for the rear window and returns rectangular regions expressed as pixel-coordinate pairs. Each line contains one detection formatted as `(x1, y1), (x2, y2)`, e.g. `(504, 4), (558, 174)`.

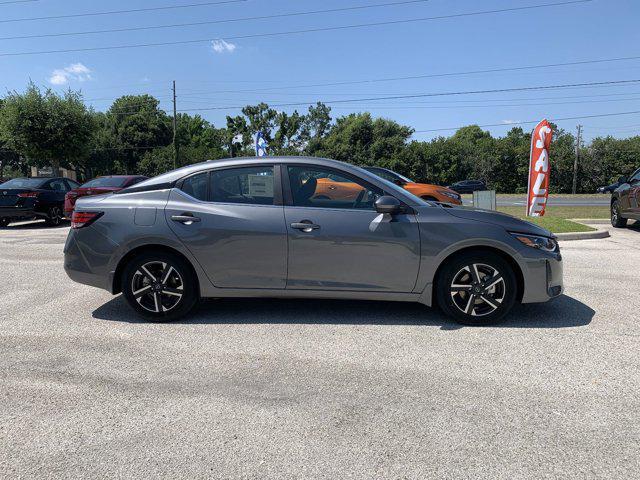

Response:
(0, 178), (45, 188)
(81, 177), (129, 188)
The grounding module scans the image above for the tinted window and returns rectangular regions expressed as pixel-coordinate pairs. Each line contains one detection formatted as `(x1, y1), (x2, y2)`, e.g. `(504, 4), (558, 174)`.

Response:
(630, 169), (640, 182)
(180, 172), (208, 201)
(81, 177), (130, 188)
(65, 179), (80, 190)
(0, 178), (45, 189)
(129, 177), (147, 186)
(210, 166), (275, 205)
(47, 179), (67, 192)
(287, 166), (382, 210)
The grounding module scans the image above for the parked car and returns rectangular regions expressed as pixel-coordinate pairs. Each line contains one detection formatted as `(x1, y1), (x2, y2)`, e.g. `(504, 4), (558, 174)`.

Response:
(362, 167), (462, 205)
(0, 177), (80, 227)
(597, 181), (621, 194)
(611, 167), (640, 228)
(64, 157), (563, 326)
(64, 175), (147, 217)
(448, 180), (487, 194)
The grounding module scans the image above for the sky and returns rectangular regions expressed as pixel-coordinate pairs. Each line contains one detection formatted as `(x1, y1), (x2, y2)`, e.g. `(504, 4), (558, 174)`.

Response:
(1, 0), (640, 142)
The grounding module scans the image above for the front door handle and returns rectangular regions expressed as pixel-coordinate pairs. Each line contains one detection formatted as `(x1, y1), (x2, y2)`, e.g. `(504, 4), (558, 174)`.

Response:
(291, 220), (320, 232)
(171, 214), (201, 225)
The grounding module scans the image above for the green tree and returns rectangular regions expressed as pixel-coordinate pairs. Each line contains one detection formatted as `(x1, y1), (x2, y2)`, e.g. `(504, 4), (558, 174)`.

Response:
(308, 112), (413, 167)
(0, 83), (94, 173)
(106, 95), (171, 174)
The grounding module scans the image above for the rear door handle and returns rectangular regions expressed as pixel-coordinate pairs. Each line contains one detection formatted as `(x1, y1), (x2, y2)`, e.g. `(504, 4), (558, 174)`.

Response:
(291, 221), (320, 232)
(171, 214), (201, 224)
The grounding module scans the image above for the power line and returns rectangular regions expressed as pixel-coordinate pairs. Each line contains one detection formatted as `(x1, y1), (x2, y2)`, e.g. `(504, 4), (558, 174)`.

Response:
(0, 0), (39, 5)
(0, 0), (593, 57)
(0, 0), (431, 41)
(175, 79), (640, 112)
(93, 78), (640, 116)
(0, 0), (247, 24)
(172, 55), (640, 95)
(413, 111), (640, 133)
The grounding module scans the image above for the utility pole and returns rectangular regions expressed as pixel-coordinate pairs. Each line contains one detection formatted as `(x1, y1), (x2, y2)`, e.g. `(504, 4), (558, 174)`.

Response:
(172, 80), (178, 170)
(572, 124), (582, 194)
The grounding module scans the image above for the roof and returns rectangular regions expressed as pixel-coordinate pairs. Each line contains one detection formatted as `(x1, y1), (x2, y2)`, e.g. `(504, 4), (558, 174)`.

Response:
(125, 156), (422, 206)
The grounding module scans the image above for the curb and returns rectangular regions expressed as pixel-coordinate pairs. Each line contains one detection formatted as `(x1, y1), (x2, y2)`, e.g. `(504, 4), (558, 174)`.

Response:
(569, 218), (610, 225)
(556, 220), (610, 241)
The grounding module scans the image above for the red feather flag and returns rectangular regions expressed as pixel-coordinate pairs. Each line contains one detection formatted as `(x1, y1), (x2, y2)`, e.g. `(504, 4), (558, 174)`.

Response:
(527, 120), (554, 217)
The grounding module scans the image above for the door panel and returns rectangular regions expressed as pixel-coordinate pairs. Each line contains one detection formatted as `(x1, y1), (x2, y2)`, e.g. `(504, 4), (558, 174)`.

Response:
(285, 207), (420, 292)
(166, 166), (287, 289)
(284, 164), (420, 292)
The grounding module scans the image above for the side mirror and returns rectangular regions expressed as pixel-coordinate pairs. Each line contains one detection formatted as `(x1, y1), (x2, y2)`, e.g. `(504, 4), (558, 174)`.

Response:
(375, 195), (402, 215)
(618, 176), (628, 184)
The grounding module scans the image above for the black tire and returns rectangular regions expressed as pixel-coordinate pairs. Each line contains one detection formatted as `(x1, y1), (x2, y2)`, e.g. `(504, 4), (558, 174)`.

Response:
(611, 200), (627, 228)
(122, 251), (199, 322)
(45, 206), (63, 226)
(0, 217), (9, 228)
(436, 251), (518, 326)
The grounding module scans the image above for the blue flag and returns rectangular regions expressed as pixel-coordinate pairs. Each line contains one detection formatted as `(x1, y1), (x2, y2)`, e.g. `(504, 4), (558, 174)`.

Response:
(255, 132), (268, 157)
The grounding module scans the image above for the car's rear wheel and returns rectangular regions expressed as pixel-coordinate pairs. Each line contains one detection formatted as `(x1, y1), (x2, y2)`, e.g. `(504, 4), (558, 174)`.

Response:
(45, 206), (63, 226)
(122, 252), (199, 322)
(0, 217), (9, 228)
(436, 251), (517, 326)
(611, 200), (627, 228)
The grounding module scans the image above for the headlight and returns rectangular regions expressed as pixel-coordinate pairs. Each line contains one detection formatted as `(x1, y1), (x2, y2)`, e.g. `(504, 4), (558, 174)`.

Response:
(511, 233), (558, 252)
(437, 190), (461, 200)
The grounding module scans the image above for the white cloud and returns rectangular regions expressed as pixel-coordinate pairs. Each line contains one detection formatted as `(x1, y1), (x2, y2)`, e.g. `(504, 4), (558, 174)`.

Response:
(48, 63), (92, 85)
(211, 39), (237, 54)
(501, 119), (521, 125)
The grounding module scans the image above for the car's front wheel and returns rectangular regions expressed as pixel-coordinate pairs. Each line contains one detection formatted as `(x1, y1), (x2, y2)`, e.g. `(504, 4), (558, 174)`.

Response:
(122, 252), (199, 321)
(611, 200), (627, 228)
(436, 251), (517, 326)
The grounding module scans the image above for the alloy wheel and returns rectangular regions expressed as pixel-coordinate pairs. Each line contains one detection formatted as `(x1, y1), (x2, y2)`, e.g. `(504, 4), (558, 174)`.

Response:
(450, 263), (506, 317)
(49, 207), (62, 226)
(131, 261), (184, 313)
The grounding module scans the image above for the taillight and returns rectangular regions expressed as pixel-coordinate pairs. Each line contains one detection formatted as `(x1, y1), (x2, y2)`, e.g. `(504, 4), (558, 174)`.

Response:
(71, 211), (103, 229)
(17, 192), (39, 198)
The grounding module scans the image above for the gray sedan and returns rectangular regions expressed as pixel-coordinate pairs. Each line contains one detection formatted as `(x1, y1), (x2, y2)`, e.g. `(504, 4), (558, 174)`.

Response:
(64, 157), (563, 325)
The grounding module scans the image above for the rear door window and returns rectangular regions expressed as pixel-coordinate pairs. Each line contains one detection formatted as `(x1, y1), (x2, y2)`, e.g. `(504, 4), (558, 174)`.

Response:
(210, 166), (275, 205)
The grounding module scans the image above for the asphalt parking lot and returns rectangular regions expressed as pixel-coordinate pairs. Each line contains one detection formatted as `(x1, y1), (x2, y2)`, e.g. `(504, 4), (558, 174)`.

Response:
(1, 221), (639, 479)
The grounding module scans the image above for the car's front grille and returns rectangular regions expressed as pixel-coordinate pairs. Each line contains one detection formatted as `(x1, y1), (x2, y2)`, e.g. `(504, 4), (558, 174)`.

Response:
(0, 195), (18, 206)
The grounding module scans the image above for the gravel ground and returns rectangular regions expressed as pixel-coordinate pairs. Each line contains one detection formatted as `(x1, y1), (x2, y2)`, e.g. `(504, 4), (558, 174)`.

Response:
(1, 220), (638, 479)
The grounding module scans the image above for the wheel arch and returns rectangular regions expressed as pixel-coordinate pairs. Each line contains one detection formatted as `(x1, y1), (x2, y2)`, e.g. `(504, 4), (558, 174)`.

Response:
(431, 245), (525, 306)
(112, 244), (200, 296)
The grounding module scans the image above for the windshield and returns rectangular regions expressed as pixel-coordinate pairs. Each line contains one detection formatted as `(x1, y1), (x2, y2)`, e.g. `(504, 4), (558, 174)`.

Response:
(0, 178), (45, 189)
(81, 177), (129, 188)
(364, 167), (413, 184)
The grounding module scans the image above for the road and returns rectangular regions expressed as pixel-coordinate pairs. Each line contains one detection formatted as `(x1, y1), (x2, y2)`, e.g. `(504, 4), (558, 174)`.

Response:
(1, 222), (639, 479)
(462, 194), (611, 207)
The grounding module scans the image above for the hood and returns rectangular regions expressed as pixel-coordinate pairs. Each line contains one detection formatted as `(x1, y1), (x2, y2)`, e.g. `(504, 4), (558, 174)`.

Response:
(444, 206), (554, 237)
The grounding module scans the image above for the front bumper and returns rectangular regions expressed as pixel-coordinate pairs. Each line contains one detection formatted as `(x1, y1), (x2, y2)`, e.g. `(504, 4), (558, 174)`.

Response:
(521, 253), (564, 303)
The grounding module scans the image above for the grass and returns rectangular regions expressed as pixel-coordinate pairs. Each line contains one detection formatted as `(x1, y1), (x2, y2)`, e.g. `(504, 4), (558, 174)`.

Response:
(497, 205), (610, 219)
(491, 205), (607, 233)
(513, 216), (596, 233)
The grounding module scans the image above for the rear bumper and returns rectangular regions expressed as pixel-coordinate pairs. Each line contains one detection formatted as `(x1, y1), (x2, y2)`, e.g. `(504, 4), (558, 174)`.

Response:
(63, 227), (118, 291)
